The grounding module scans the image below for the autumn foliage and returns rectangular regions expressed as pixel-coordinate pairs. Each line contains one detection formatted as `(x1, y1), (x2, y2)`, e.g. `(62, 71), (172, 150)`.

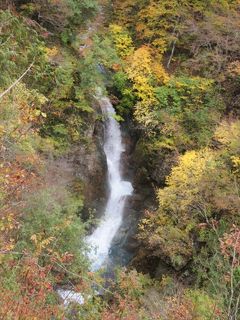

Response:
(1, 0), (240, 319)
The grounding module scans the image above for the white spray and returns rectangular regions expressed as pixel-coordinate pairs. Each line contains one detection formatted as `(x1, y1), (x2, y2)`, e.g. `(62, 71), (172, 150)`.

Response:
(86, 91), (133, 271)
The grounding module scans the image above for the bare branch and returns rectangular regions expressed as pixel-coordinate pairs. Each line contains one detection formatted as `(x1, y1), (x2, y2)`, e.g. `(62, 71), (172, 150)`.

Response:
(167, 39), (177, 69)
(0, 61), (34, 100)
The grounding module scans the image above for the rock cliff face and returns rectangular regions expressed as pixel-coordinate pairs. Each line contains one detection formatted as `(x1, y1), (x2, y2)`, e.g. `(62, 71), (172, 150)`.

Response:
(109, 120), (181, 275)
(72, 103), (176, 274)
(44, 98), (108, 223)
(74, 99), (107, 219)
(109, 120), (157, 267)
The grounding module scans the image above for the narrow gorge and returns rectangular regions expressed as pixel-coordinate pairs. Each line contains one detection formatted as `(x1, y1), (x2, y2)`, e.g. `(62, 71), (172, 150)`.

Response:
(1, 1), (240, 319)
(86, 91), (133, 271)
(58, 87), (138, 305)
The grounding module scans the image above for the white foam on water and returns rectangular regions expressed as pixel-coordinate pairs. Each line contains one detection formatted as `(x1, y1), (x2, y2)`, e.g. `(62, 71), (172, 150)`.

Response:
(57, 289), (85, 306)
(58, 91), (133, 305)
(86, 92), (133, 271)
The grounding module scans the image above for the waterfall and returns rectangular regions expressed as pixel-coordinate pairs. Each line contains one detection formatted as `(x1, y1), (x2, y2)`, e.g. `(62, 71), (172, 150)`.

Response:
(86, 92), (133, 271)
(58, 91), (133, 305)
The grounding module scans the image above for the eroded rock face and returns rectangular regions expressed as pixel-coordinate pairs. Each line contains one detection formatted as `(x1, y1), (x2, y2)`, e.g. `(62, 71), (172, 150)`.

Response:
(109, 120), (157, 267)
(74, 100), (107, 219)
(133, 138), (178, 188)
(113, 123), (184, 274)
(150, 151), (178, 186)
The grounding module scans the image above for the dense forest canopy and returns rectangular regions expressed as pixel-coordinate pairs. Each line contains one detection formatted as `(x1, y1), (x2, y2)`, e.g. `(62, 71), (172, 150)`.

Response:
(0, 0), (240, 319)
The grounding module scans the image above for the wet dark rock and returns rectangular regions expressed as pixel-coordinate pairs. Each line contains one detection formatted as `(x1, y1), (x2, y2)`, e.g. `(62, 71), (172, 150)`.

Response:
(74, 100), (108, 219)
(155, 259), (174, 278)
(108, 119), (157, 268)
(150, 151), (178, 186)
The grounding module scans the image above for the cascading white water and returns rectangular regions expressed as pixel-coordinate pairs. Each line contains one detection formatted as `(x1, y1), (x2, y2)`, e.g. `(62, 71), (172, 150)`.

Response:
(58, 91), (133, 305)
(86, 93), (133, 271)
